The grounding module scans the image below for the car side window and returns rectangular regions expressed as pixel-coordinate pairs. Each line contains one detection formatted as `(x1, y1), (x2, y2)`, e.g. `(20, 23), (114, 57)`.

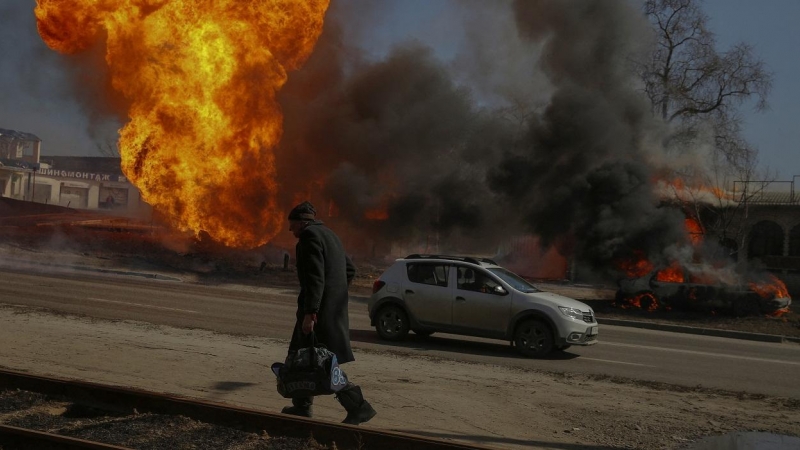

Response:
(457, 266), (502, 294)
(407, 263), (449, 287)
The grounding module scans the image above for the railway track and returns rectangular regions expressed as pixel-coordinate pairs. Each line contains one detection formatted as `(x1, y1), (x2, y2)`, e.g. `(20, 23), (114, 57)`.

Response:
(0, 369), (492, 450)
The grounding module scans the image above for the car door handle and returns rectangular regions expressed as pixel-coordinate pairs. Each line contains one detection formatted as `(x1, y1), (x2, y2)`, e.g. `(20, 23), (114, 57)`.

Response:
(405, 290), (415, 295)
(455, 296), (466, 301)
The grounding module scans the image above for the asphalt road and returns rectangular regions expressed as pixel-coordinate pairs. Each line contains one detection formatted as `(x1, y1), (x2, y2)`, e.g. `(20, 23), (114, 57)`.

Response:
(1, 268), (799, 398)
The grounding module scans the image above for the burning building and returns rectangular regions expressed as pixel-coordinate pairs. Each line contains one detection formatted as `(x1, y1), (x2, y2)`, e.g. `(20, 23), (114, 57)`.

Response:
(726, 180), (800, 298)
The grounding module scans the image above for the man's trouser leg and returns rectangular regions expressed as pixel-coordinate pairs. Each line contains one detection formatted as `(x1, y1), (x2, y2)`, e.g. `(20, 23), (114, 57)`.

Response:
(282, 396), (313, 417)
(282, 318), (314, 417)
(335, 382), (377, 425)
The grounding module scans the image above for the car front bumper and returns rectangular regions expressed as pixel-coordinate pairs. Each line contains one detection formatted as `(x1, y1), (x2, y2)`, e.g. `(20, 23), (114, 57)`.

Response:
(558, 322), (599, 346)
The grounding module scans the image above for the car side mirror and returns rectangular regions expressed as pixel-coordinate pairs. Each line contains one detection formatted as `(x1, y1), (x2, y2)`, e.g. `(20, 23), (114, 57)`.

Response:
(493, 286), (507, 296)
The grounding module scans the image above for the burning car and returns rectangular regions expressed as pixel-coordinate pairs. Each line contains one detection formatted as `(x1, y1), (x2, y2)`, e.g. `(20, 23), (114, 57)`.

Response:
(616, 264), (792, 316)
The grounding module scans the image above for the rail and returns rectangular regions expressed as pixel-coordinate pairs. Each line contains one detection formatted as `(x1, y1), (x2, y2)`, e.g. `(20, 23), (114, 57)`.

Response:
(0, 424), (133, 450)
(0, 369), (492, 450)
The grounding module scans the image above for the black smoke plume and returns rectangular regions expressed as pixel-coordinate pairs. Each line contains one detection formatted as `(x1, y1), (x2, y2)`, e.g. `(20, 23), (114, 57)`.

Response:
(277, 0), (690, 277)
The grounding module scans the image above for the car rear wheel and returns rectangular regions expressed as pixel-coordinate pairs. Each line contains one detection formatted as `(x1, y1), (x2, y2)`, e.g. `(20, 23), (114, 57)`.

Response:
(639, 292), (657, 311)
(514, 319), (554, 358)
(376, 305), (410, 341)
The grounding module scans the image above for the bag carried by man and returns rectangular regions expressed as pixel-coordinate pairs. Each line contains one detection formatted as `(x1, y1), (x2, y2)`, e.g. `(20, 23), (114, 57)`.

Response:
(271, 332), (349, 398)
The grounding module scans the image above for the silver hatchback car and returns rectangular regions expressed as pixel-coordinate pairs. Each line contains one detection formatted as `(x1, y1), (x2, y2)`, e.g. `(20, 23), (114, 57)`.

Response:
(368, 255), (599, 357)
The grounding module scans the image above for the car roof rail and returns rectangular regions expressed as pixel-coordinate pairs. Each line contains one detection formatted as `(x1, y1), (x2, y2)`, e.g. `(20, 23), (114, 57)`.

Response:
(404, 254), (487, 265)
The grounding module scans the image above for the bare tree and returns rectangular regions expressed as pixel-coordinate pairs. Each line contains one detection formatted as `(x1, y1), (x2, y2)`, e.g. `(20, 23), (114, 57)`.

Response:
(639, 0), (772, 171)
(95, 138), (120, 157)
(497, 96), (540, 129)
(638, 0), (774, 251)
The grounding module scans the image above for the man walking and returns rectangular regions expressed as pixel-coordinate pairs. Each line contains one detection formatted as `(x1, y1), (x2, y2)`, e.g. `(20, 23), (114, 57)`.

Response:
(281, 201), (377, 425)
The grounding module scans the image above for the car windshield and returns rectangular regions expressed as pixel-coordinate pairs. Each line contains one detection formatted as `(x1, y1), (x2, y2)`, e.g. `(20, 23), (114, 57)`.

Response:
(488, 268), (540, 293)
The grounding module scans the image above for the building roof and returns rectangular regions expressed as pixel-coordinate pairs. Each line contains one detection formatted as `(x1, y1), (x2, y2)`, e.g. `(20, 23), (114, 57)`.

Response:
(742, 191), (800, 205)
(732, 179), (800, 206)
(41, 156), (123, 175)
(0, 128), (41, 142)
(0, 158), (37, 170)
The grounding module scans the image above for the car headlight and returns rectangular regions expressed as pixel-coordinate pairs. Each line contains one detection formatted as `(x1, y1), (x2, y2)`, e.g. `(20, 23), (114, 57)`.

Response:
(559, 306), (584, 320)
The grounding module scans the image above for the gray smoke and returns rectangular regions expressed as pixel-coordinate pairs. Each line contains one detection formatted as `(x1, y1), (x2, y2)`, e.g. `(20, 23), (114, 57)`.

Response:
(489, 0), (689, 272)
(6, 0), (697, 277)
(277, 18), (511, 242)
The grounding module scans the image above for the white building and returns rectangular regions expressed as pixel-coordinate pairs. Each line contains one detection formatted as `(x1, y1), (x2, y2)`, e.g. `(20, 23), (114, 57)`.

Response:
(34, 162), (143, 211)
(0, 128), (41, 200)
(0, 127), (147, 214)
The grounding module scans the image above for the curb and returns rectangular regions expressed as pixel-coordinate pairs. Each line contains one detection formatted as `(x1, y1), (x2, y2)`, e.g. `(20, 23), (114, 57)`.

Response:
(2, 259), (183, 282)
(71, 265), (183, 282)
(597, 317), (800, 344)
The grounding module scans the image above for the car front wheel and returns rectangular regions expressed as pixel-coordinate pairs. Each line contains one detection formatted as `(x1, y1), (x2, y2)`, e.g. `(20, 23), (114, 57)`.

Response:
(376, 305), (410, 341)
(514, 319), (554, 358)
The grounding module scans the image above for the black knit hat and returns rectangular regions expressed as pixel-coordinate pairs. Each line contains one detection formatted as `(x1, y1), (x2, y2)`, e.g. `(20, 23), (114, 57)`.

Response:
(288, 201), (317, 221)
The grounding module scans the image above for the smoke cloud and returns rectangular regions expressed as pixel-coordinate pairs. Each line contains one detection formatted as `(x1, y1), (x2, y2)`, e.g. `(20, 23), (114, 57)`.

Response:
(491, 0), (688, 273)
(5, 0), (705, 278)
(275, 0), (691, 277)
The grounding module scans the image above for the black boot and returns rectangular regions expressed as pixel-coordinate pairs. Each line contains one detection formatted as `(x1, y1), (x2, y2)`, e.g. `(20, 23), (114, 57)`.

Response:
(335, 385), (376, 425)
(281, 396), (313, 418)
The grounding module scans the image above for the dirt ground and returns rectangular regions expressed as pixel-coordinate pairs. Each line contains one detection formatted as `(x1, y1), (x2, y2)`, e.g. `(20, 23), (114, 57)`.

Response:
(0, 306), (798, 450)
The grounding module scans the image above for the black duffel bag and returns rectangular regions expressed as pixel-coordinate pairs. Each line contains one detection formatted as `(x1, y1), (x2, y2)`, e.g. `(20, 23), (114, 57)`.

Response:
(271, 333), (349, 398)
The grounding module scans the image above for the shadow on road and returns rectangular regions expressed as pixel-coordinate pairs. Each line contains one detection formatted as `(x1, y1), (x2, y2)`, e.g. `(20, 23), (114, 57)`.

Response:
(210, 381), (258, 392)
(349, 295), (370, 304)
(349, 329), (580, 361)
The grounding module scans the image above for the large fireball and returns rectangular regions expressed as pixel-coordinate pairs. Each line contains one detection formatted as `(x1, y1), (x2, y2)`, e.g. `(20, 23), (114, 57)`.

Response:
(35, 0), (330, 247)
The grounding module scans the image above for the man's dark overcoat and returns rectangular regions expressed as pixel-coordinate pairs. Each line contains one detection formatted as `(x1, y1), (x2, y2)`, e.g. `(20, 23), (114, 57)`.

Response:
(289, 220), (356, 364)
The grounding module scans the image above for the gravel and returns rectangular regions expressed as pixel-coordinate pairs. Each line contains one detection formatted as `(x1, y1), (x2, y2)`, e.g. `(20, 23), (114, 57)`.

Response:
(0, 389), (331, 450)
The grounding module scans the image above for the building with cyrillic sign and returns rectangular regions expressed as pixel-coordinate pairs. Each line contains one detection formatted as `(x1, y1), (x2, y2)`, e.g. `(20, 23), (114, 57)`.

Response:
(0, 128), (146, 214)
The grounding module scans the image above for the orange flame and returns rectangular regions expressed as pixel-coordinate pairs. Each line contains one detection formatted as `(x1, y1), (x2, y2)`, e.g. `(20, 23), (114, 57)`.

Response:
(663, 177), (685, 192)
(710, 186), (727, 199)
(656, 176), (735, 203)
(767, 307), (789, 318)
(749, 274), (791, 300)
(685, 217), (703, 245)
(328, 200), (340, 218)
(616, 292), (659, 312)
(364, 207), (389, 221)
(655, 263), (684, 283)
(35, 0), (330, 248)
(616, 250), (654, 278)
